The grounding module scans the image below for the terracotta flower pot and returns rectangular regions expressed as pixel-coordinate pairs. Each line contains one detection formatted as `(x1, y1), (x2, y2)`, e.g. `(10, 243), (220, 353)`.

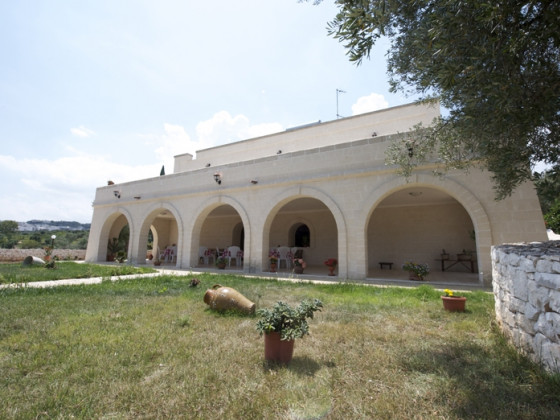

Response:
(408, 271), (422, 281)
(441, 296), (467, 312)
(327, 266), (336, 276)
(264, 332), (295, 364)
(270, 263), (277, 272)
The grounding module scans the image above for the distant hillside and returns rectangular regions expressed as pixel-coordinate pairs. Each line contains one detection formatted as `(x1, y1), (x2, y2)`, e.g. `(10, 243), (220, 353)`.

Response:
(17, 220), (91, 232)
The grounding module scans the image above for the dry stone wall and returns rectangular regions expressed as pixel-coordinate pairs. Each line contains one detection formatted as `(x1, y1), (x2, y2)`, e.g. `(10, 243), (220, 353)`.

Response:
(0, 248), (86, 262)
(492, 241), (560, 372)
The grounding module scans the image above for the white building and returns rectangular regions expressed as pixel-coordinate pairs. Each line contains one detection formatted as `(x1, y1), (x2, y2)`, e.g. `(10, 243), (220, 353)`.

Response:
(85, 102), (547, 283)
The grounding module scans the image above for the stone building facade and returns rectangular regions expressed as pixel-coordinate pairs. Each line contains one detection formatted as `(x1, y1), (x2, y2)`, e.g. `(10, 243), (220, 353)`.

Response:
(85, 102), (547, 281)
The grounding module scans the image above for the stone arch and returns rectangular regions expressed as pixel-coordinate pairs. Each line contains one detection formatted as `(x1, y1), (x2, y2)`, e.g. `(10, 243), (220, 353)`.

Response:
(95, 208), (134, 263)
(189, 195), (251, 268)
(360, 173), (493, 277)
(262, 186), (347, 276)
(136, 202), (183, 266)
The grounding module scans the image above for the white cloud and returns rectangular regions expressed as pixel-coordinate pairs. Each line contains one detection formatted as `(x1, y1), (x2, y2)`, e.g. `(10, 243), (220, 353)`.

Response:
(151, 112), (284, 172)
(71, 125), (95, 138)
(0, 111), (284, 223)
(0, 153), (159, 223)
(351, 93), (389, 115)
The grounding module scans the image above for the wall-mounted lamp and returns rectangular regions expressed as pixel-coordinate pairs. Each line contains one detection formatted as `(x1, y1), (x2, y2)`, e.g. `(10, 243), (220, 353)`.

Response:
(371, 132), (377, 137)
(113, 191), (121, 199)
(407, 142), (414, 158)
(213, 172), (222, 185)
(409, 191), (423, 197)
(134, 196), (141, 200)
(250, 180), (258, 184)
(205, 163), (211, 167)
(277, 150), (282, 154)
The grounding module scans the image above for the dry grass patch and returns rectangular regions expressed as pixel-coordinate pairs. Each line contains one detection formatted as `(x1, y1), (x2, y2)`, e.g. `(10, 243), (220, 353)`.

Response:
(1, 275), (559, 419)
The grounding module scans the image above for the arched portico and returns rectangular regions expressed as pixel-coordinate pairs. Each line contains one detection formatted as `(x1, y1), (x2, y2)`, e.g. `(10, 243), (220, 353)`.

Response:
(94, 208), (134, 263)
(136, 203), (183, 266)
(361, 174), (493, 279)
(262, 186), (347, 277)
(189, 196), (251, 270)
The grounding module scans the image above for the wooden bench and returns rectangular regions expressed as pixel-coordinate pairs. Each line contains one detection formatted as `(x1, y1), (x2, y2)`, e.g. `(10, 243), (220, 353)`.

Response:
(379, 262), (393, 270)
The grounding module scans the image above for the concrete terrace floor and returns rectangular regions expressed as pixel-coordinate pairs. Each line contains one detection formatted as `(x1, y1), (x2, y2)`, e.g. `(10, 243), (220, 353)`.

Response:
(166, 261), (490, 292)
(1, 261), (490, 292)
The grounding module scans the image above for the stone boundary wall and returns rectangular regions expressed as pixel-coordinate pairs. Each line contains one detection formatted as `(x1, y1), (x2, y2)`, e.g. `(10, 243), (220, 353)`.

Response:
(492, 241), (560, 372)
(0, 248), (86, 262)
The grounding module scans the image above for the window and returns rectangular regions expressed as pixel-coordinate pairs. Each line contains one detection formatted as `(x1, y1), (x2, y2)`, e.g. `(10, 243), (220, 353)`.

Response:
(294, 224), (310, 247)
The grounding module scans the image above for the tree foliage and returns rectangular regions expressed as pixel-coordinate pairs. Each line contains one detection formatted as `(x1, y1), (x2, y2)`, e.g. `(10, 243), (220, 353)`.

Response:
(544, 200), (560, 233)
(533, 167), (560, 214)
(0, 220), (19, 248)
(308, 0), (560, 198)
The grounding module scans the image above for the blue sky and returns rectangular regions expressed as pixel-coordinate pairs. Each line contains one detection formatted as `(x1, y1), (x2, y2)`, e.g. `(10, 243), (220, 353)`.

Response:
(0, 1), (417, 223)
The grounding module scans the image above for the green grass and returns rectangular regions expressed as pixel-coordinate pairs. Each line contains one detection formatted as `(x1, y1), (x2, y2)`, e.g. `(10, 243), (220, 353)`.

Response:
(0, 262), (156, 284)
(1, 275), (559, 419)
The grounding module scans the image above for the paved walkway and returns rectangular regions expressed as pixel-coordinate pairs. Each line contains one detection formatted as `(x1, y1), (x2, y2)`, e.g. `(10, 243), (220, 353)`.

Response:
(1, 265), (492, 293)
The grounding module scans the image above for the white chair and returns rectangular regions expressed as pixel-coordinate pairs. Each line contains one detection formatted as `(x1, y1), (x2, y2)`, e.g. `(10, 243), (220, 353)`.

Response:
(158, 246), (166, 261)
(199, 246), (207, 264)
(225, 246), (243, 267)
(277, 246), (292, 269)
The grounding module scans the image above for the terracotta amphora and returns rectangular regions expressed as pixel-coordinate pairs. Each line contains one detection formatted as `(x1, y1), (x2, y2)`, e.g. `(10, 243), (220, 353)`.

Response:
(203, 284), (255, 314)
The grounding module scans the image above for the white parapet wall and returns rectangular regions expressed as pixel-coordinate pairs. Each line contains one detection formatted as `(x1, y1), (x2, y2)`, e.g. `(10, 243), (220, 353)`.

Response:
(492, 241), (560, 372)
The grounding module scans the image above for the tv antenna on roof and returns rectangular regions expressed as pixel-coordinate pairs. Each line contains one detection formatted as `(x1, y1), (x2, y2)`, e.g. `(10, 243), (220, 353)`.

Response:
(336, 88), (346, 119)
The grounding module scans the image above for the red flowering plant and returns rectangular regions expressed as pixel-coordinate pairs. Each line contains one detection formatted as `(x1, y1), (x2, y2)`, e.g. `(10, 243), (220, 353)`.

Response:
(269, 249), (279, 264)
(324, 258), (337, 267)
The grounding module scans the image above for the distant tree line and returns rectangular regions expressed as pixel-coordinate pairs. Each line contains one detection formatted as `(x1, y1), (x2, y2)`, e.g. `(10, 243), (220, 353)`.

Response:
(0, 221), (89, 249)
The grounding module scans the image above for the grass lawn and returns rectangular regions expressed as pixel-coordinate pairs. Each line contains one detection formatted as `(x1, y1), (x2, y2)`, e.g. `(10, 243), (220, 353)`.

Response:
(0, 262), (156, 284)
(1, 273), (559, 419)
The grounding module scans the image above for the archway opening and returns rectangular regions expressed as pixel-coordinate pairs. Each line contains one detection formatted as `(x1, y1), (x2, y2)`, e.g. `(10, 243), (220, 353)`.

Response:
(142, 209), (179, 265)
(197, 204), (245, 269)
(367, 187), (478, 281)
(104, 214), (129, 262)
(268, 197), (337, 274)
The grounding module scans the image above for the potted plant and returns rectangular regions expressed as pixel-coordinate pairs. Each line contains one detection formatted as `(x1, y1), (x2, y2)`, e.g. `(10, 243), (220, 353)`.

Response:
(43, 246), (52, 262)
(324, 258), (337, 276)
(441, 289), (467, 312)
(115, 250), (127, 263)
(402, 261), (430, 281)
(107, 237), (119, 262)
(293, 258), (306, 274)
(215, 256), (227, 269)
(269, 250), (279, 272)
(256, 299), (323, 364)
(153, 256), (161, 266)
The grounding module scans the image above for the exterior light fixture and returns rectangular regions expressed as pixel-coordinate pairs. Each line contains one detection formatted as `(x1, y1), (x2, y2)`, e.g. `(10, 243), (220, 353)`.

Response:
(113, 191), (121, 199)
(407, 141), (414, 158)
(206, 163), (211, 167)
(51, 234), (56, 248)
(250, 180), (258, 184)
(372, 132), (377, 137)
(277, 150), (282, 154)
(409, 191), (422, 197)
(213, 172), (222, 185)
(134, 196), (141, 200)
